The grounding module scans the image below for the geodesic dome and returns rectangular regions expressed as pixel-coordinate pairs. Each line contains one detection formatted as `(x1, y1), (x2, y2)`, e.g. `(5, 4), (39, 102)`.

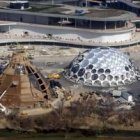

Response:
(64, 48), (137, 87)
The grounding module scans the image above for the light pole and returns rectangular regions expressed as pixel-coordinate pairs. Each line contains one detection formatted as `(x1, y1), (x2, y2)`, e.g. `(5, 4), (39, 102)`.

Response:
(85, 0), (88, 8)
(52, 0), (54, 5)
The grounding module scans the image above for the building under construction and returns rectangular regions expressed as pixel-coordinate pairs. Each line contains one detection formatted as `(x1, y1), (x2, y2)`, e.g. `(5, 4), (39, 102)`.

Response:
(0, 50), (52, 115)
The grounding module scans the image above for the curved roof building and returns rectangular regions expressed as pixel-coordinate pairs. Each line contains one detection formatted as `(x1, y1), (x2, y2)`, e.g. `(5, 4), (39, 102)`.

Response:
(9, 1), (29, 10)
(64, 48), (137, 87)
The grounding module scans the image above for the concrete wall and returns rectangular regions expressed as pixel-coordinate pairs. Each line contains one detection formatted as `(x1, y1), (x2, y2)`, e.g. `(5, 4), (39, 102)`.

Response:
(0, 12), (49, 25)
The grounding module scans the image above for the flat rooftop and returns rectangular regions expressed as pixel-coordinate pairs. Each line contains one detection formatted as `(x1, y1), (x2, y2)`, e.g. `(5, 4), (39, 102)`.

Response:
(25, 4), (135, 21)
(84, 9), (127, 18)
(0, 2), (136, 21)
(118, 0), (140, 8)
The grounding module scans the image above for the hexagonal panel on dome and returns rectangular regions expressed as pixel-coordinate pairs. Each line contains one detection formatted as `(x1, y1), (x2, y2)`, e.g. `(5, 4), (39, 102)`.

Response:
(86, 64), (93, 69)
(71, 64), (79, 73)
(78, 68), (85, 77)
(64, 48), (137, 87)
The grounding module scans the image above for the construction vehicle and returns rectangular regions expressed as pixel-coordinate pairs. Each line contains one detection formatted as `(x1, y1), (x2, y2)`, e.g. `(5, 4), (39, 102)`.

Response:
(48, 73), (61, 79)
(0, 88), (11, 115)
(66, 95), (72, 101)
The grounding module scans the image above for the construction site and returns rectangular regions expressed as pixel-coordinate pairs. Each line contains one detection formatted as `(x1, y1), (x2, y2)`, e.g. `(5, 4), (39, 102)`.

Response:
(0, 44), (139, 133)
(0, 45), (97, 118)
(0, 45), (70, 116)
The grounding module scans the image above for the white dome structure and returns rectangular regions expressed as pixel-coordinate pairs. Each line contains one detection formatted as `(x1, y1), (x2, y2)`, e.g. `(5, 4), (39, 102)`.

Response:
(64, 48), (137, 87)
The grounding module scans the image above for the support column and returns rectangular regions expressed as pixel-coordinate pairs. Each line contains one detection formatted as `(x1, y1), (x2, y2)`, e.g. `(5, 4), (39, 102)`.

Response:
(104, 21), (106, 30)
(8, 25), (10, 32)
(89, 20), (91, 29)
(52, 0), (54, 5)
(60, 18), (63, 27)
(114, 21), (116, 30)
(86, 0), (88, 8)
(125, 21), (127, 27)
(75, 19), (76, 28)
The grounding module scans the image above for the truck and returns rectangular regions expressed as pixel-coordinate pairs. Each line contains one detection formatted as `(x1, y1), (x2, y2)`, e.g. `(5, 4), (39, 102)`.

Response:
(48, 73), (61, 79)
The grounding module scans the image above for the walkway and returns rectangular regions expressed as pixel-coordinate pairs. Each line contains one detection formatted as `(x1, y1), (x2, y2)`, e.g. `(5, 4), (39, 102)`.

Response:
(0, 32), (140, 48)
(0, 21), (139, 48)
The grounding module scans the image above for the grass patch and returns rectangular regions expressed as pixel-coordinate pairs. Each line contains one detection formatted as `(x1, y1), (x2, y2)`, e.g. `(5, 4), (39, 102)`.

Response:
(27, 4), (69, 14)
(27, 4), (61, 12)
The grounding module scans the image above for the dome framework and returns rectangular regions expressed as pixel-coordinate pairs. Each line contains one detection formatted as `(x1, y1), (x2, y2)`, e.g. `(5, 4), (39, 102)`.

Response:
(64, 48), (137, 87)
